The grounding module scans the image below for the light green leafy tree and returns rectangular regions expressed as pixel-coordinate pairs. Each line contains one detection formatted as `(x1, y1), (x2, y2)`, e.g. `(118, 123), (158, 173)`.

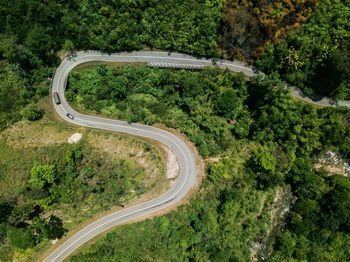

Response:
(62, 39), (75, 55)
(249, 147), (280, 189)
(29, 163), (56, 189)
(251, 148), (276, 174)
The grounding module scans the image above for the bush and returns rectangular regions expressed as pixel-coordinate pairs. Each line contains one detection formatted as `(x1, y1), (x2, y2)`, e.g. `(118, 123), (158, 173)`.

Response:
(8, 227), (36, 249)
(21, 103), (42, 121)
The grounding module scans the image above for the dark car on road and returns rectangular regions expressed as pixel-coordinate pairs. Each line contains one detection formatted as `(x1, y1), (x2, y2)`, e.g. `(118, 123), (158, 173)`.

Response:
(66, 113), (74, 120)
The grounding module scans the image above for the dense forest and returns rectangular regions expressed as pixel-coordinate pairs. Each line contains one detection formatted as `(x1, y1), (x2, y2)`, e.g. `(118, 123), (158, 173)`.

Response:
(219, 0), (350, 99)
(0, 0), (221, 68)
(0, 0), (349, 260)
(257, 0), (350, 99)
(219, 0), (318, 59)
(0, 0), (221, 131)
(68, 65), (350, 261)
(0, 0), (348, 114)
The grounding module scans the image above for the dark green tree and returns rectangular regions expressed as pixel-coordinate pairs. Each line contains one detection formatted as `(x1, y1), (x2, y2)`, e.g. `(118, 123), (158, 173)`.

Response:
(8, 227), (36, 249)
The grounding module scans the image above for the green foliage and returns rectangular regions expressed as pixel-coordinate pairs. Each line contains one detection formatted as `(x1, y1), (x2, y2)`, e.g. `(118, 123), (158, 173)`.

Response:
(248, 147), (280, 189)
(0, 1), (348, 259)
(46, 216), (65, 240)
(65, 149), (75, 168)
(0, 62), (48, 132)
(0, 200), (12, 224)
(63, 39), (74, 55)
(251, 148), (276, 174)
(65, 145), (83, 168)
(29, 163), (56, 190)
(0, 0), (222, 131)
(8, 227), (36, 249)
(257, 0), (350, 99)
(215, 88), (244, 119)
(69, 67), (350, 261)
(248, 74), (323, 156)
(71, 156), (271, 261)
(323, 175), (350, 231)
(0, 223), (7, 243)
(68, 66), (247, 157)
(96, 64), (107, 77)
(208, 158), (236, 183)
(21, 103), (42, 121)
(0, 64), (25, 130)
(270, 158), (350, 261)
(287, 158), (329, 200)
(0, 136), (153, 256)
(1, 0), (221, 64)
(219, 0), (317, 59)
(25, 24), (52, 60)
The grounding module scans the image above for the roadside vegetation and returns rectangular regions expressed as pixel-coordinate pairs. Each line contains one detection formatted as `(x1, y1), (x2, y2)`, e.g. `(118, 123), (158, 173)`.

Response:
(71, 151), (276, 261)
(220, 0), (350, 99)
(219, 0), (318, 59)
(0, 0), (221, 132)
(256, 0), (350, 99)
(0, 0), (349, 260)
(69, 66), (350, 261)
(0, 113), (164, 261)
(0, 0), (348, 135)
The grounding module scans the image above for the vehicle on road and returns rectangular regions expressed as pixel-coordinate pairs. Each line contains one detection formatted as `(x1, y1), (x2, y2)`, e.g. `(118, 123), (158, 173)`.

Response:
(66, 113), (74, 120)
(53, 92), (61, 105)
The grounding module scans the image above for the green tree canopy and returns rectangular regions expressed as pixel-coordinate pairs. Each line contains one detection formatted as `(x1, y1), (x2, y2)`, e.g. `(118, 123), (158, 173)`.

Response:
(21, 103), (42, 121)
(251, 147), (276, 174)
(29, 163), (56, 189)
(8, 227), (36, 249)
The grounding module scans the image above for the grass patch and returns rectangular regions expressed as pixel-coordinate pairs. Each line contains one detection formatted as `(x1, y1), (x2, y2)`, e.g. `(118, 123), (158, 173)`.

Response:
(0, 98), (166, 262)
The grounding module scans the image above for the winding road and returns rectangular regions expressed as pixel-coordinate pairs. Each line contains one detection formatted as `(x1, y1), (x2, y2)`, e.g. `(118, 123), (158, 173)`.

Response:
(46, 50), (349, 262)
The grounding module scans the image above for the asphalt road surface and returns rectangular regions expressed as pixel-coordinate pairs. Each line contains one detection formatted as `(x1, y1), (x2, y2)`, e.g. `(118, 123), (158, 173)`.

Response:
(45, 50), (349, 262)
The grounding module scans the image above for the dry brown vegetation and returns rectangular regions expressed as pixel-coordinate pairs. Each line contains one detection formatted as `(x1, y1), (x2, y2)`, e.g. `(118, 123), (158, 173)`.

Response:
(219, 0), (317, 60)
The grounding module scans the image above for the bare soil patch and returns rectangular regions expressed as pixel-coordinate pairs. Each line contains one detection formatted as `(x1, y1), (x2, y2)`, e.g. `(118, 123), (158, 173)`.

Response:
(314, 150), (350, 177)
(67, 133), (82, 144)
